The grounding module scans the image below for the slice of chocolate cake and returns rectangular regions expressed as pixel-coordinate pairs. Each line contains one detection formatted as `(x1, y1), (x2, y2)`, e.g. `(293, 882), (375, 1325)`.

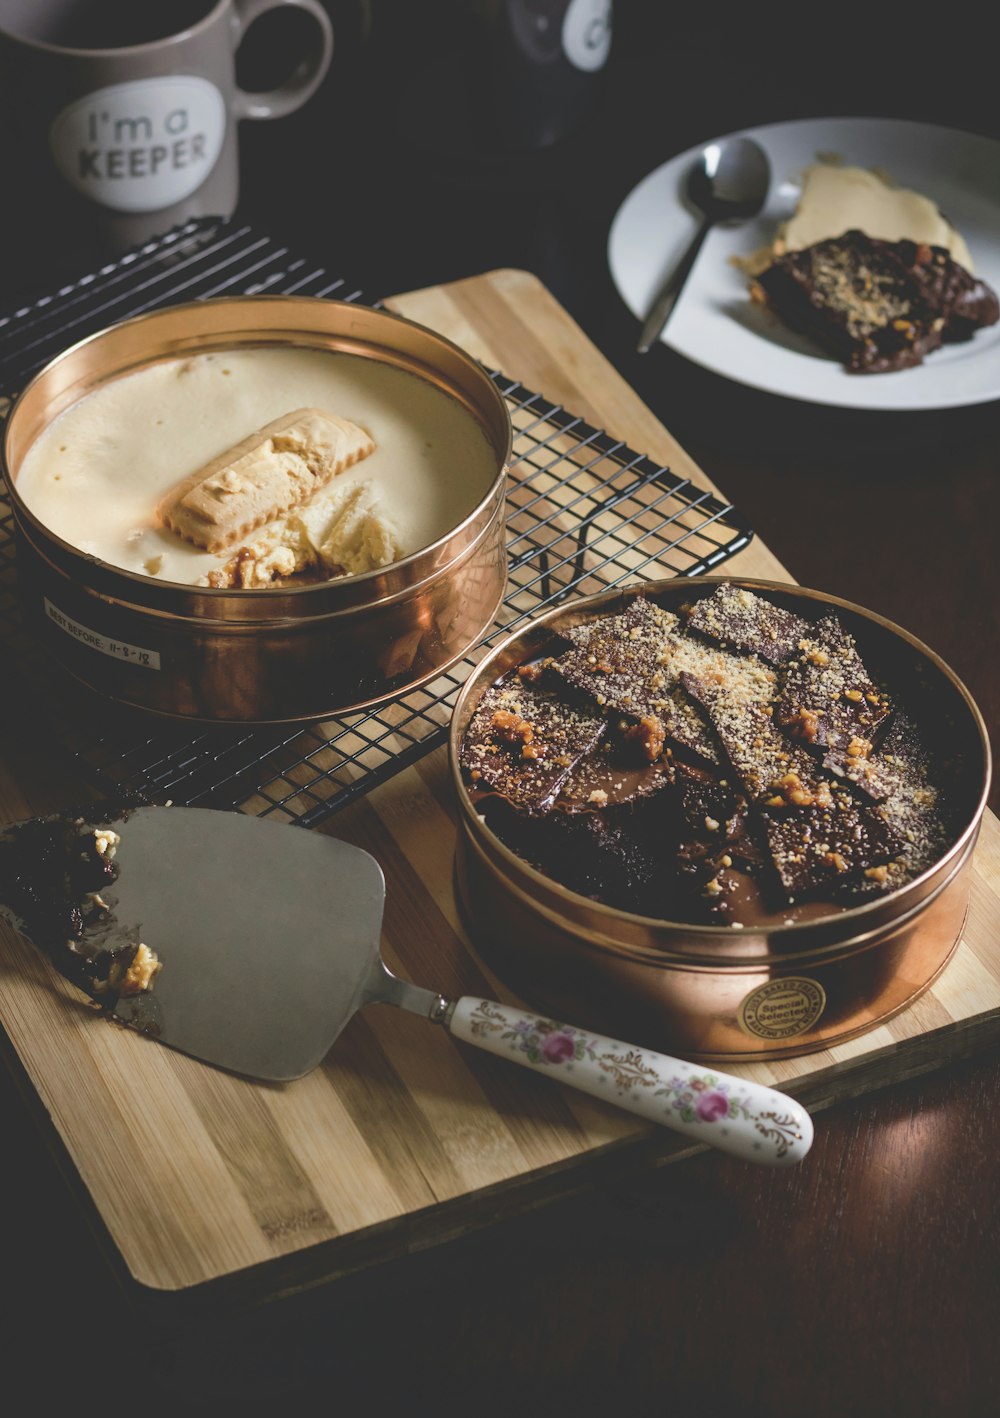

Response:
(753, 230), (999, 374)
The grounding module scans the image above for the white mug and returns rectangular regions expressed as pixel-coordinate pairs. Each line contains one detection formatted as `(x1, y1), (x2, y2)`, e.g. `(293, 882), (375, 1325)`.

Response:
(0, 0), (334, 255)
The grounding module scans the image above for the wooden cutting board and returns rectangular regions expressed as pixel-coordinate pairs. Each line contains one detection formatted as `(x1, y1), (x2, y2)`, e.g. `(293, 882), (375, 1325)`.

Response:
(1, 268), (998, 1304)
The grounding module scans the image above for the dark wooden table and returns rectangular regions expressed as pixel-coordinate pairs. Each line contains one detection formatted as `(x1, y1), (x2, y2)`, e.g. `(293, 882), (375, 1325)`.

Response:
(1, 6), (998, 1412)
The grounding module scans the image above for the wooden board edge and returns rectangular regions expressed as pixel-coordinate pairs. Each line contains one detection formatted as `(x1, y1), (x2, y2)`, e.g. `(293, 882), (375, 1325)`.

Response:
(46, 1000), (998, 1308)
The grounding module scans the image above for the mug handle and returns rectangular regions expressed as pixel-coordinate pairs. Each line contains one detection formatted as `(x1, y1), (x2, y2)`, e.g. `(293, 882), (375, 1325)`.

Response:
(231, 0), (334, 121)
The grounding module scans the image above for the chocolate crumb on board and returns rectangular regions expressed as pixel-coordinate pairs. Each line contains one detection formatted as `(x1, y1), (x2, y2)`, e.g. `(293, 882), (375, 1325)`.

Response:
(685, 583), (810, 665)
(0, 806), (161, 1001)
(776, 614), (892, 753)
(460, 672), (607, 813)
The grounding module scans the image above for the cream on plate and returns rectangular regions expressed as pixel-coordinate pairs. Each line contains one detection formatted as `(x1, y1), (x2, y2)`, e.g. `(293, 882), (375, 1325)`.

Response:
(15, 346), (498, 586)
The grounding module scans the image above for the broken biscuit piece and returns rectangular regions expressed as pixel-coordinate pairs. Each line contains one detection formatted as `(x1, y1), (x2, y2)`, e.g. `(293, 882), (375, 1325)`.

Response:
(204, 480), (401, 589)
(157, 408), (375, 552)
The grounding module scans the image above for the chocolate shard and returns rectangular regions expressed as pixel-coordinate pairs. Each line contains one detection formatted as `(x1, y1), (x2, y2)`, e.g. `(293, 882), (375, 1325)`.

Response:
(676, 767), (749, 854)
(843, 713), (950, 898)
(760, 798), (902, 898)
(547, 599), (710, 760)
(681, 670), (903, 897)
(548, 595), (776, 766)
(479, 796), (665, 916)
(822, 746), (895, 802)
(685, 583), (810, 666)
(680, 670), (810, 803)
(775, 614), (892, 756)
(754, 231), (999, 375)
(892, 238), (1000, 340)
(556, 746), (676, 813)
(460, 671), (607, 814)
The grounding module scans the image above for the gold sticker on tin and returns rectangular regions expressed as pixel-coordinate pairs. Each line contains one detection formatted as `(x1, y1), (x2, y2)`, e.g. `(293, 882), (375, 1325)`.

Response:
(738, 977), (827, 1040)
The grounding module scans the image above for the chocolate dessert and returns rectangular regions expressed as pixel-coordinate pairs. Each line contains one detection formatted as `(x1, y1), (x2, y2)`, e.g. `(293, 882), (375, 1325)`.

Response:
(753, 231), (1000, 374)
(0, 808), (161, 1000)
(460, 586), (955, 927)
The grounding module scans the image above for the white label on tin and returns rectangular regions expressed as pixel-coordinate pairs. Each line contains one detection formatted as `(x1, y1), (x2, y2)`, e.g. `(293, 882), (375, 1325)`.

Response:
(562, 0), (612, 73)
(45, 599), (161, 670)
(49, 76), (226, 213)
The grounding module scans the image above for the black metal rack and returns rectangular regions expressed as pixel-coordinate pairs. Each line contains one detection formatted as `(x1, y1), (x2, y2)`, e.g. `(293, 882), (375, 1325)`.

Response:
(0, 219), (753, 828)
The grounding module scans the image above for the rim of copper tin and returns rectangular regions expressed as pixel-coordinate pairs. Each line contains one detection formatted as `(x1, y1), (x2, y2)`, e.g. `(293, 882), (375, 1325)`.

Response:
(448, 576), (992, 961)
(2, 295), (512, 617)
(459, 816), (973, 970)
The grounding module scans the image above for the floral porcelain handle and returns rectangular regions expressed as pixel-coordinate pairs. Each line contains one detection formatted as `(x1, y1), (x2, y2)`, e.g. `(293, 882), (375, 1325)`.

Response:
(446, 998), (813, 1166)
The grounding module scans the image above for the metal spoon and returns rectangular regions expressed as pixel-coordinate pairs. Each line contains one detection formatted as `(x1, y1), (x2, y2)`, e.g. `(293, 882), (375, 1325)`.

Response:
(636, 136), (771, 354)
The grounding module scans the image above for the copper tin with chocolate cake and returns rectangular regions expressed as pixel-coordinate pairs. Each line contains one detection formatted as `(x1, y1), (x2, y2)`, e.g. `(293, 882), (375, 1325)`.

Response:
(2, 297), (511, 722)
(449, 578), (990, 1061)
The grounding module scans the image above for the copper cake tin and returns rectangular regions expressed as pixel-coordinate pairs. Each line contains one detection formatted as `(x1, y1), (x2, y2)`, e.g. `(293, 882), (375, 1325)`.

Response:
(448, 577), (991, 1061)
(2, 296), (511, 723)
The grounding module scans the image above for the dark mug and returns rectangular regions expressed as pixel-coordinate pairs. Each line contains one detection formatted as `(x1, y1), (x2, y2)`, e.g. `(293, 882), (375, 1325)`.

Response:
(488, 0), (613, 149)
(0, 0), (333, 260)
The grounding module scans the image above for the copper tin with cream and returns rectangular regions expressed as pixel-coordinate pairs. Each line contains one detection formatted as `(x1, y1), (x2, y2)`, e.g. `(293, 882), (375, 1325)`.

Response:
(448, 578), (991, 1061)
(2, 297), (511, 723)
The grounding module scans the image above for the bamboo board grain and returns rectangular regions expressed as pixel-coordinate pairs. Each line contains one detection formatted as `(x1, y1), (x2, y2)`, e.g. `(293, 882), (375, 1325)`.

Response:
(0, 268), (998, 1301)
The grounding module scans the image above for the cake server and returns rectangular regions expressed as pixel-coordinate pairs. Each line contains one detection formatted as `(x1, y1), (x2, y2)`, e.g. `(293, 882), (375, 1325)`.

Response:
(0, 805), (812, 1167)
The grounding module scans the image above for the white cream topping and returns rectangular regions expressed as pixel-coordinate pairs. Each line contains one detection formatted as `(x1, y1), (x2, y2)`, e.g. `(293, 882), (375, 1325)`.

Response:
(781, 164), (973, 271)
(16, 347), (497, 585)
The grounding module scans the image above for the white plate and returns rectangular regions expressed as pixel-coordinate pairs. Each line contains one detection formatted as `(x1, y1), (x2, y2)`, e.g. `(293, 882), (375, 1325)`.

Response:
(608, 116), (1000, 410)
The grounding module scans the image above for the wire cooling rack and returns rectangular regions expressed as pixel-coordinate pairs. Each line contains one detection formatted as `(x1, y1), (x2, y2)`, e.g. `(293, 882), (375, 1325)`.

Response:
(0, 219), (753, 828)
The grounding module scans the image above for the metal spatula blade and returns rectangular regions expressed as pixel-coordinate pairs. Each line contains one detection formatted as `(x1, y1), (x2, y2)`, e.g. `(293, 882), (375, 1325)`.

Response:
(104, 808), (390, 1080)
(0, 806), (814, 1165)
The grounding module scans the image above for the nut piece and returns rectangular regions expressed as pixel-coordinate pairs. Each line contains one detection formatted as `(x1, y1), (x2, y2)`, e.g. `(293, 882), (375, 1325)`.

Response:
(93, 828), (120, 859)
(787, 706), (821, 742)
(490, 709), (548, 761)
(768, 772), (833, 809)
(116, 943), (162, 996)
(623, 715), (666, 763)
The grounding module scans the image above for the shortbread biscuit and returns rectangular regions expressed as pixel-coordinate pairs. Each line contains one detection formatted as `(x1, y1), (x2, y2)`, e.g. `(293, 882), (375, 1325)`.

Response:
(156, 408), (375, 552)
